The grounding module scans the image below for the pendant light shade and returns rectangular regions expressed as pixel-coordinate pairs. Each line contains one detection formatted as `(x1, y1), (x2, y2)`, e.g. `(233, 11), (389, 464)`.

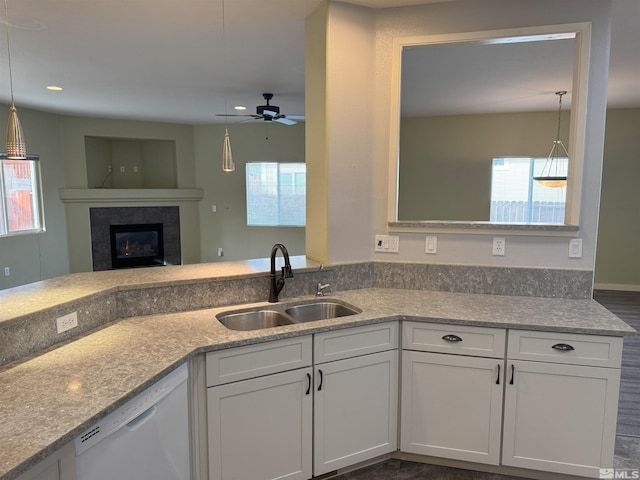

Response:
(222, 128), (235, 172)
(7, 102), (26, 159)
(534, 91), (568, 188)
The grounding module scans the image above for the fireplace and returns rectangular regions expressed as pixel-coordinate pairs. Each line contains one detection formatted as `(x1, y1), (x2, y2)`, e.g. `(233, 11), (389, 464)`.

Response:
(110, 223), (165, 269)
(90, 207), (181, 271)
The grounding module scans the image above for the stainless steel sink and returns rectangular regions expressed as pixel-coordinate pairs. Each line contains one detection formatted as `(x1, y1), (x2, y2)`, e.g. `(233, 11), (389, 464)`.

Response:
(217, 310), (295, 331)
(284, 301), (361, 323)
(217, 300), (361, 331)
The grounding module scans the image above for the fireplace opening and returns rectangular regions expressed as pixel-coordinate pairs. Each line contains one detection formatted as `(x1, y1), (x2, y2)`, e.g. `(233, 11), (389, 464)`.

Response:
(109, 223), (165, 269)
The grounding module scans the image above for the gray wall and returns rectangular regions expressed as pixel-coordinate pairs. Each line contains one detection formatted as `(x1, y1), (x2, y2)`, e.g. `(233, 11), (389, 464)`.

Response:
(595, 108), (640, 289)
(0, 106), (69, 289)
(0, 105), (306, 289)
(398, 111), (570, 221)
(194, 122), (306, 263)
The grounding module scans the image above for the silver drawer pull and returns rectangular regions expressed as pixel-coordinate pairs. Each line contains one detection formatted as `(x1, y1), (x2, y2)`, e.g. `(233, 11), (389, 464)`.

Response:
(442, 334), (463, 342)
(551, 343), (575, 351)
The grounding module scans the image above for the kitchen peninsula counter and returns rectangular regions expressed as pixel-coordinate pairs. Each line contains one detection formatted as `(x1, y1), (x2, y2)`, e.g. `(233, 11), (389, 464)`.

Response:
(0, 272), (635, 479)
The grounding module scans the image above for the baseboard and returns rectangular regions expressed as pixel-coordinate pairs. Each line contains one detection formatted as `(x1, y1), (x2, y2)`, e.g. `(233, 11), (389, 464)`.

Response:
(594, 283), (640, 292)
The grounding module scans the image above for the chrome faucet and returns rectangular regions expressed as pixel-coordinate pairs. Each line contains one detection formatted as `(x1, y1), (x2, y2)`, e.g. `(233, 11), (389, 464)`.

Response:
(268, 243), (294, 303)
(316, 283), (331, 297)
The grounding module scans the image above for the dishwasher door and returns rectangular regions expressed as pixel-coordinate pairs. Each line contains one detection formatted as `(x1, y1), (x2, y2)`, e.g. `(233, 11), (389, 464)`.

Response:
(75, 363), (190, 480)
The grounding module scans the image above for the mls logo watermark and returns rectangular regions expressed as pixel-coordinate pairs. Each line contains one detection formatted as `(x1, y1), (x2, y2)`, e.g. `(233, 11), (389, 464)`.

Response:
(600, 469), (640, 479)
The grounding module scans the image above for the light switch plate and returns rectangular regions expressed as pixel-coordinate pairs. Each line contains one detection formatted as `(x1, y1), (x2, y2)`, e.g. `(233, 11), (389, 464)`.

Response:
(425, 236), (437, 254)
(375, 235), (399, 253)
(569, 238), (583, 258)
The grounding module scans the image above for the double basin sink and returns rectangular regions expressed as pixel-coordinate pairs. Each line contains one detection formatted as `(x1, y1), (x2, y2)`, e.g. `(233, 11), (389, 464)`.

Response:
(217, 299), (361, 331)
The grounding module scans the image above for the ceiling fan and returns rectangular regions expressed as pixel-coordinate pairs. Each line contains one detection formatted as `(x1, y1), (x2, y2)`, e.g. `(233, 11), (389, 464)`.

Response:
(217, 93), (304, 125)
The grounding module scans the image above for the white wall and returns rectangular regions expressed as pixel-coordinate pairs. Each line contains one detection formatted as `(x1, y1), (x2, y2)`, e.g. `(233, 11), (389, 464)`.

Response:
(363, 0), (612, 270)
(306, 1), (376, 264)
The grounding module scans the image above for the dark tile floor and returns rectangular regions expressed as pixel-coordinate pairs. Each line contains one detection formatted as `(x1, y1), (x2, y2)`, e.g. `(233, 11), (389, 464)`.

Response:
(334, 291), (640, 479)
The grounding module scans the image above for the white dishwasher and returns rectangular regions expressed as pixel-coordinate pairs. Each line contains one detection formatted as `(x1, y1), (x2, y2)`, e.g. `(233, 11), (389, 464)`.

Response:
(75, 363), (190, 480)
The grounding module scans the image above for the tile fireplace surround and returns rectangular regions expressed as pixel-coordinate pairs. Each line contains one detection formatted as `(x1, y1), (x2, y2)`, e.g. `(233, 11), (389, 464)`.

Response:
(89, 206), (181, 271)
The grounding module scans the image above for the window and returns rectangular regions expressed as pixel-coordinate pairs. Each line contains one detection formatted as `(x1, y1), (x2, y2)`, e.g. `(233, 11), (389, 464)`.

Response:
(490, 157), (567, 224)
(0, 155), (44, 236)
(246, 162), (306, 226)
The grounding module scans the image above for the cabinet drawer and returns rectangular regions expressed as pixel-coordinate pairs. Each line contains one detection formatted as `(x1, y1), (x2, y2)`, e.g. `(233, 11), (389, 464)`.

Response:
(206, 336), (312, 386)
(314, 322), (398, 364)
(403, 322), (506, 358)
(507, 330), (623, 368)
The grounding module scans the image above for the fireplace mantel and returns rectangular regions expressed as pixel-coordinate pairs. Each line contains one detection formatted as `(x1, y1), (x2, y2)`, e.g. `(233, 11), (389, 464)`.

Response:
(59, 188), (204, 204)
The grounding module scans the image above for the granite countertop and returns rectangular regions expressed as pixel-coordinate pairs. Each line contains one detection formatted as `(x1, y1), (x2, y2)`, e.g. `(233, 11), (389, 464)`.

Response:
(0, 256), (319, 326)
(0, 287), (634, 480)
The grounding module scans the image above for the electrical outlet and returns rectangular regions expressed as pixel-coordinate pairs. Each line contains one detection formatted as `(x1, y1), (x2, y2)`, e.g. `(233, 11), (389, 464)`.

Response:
(217, 247), (224, 257)
(56, 311), (78, 334)
(3, 266), (9, 276)
(425, 236), (437, 254)
(492, 237), (506, 256)
(388, 236), (399, 252)
(569, 238), (583, 258)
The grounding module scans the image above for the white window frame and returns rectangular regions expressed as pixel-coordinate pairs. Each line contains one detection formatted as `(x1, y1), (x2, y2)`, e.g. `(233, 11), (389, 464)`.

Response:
(490, 156), (567, 224)
(0, 154), (45, 237)
(245, 162), (306, 227)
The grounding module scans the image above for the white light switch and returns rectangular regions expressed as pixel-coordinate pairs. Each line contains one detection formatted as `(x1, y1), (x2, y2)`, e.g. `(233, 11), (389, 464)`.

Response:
(425, 236), (437, 254)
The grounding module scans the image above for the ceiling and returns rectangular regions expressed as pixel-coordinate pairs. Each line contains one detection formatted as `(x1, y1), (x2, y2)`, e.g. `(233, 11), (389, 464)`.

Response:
(0, 0), (637, 125)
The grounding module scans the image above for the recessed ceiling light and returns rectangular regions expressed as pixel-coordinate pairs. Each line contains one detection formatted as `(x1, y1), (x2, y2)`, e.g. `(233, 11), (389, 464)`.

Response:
(234, 105), (246, 111)
(46, 85), (63, 91)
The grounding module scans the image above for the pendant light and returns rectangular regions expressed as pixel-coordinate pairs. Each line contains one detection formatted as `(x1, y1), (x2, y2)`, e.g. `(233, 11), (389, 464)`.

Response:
(220, 0), (234, 172)
(4, 0), (26, 159)
(534, 91), (568, 188)
(222, 126), (234, 172)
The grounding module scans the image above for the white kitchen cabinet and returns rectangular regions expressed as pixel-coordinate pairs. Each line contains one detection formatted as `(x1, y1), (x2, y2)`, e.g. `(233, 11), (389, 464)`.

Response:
(207, 368), (313, 480)
(314, 349), (398, 475)
(206, 337), (313, 480)
(400, 322), (505, 465)
(205, 323), (398, 480)
(16, 443), (76, 480)
(313, 322), (399, 475)
(502, 330), (623, 477)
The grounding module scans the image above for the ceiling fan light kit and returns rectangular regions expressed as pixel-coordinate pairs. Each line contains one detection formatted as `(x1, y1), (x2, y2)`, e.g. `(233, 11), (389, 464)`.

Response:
(217, 93), (304, 126)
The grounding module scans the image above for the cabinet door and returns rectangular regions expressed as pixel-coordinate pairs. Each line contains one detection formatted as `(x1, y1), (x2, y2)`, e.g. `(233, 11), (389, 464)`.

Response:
(502, 360), (620, 477)
(400, 350), (503, 465)
(207, 368), (312, 480)
(314, 350), (398, 475)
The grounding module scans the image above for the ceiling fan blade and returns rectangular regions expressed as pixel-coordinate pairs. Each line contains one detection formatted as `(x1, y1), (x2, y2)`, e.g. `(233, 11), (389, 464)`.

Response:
(262, 109), (279, 117)
(216, 113), (260, 118)
(275, 117), (297, 125)
(284, 115), (305, 120)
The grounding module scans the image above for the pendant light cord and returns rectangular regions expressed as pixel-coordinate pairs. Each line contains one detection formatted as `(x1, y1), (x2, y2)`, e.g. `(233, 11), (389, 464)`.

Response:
(554, 91), (564, 150)
(4, 0), (15, 105)
(221, 0), (228, 124)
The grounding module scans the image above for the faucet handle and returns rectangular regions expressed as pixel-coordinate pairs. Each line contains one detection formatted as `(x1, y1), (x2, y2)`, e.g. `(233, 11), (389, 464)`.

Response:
(317, 282), (331, 297)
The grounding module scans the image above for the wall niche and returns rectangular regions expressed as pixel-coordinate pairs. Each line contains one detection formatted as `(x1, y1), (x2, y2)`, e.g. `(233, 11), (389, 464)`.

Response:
(85, 136), (177, 189)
